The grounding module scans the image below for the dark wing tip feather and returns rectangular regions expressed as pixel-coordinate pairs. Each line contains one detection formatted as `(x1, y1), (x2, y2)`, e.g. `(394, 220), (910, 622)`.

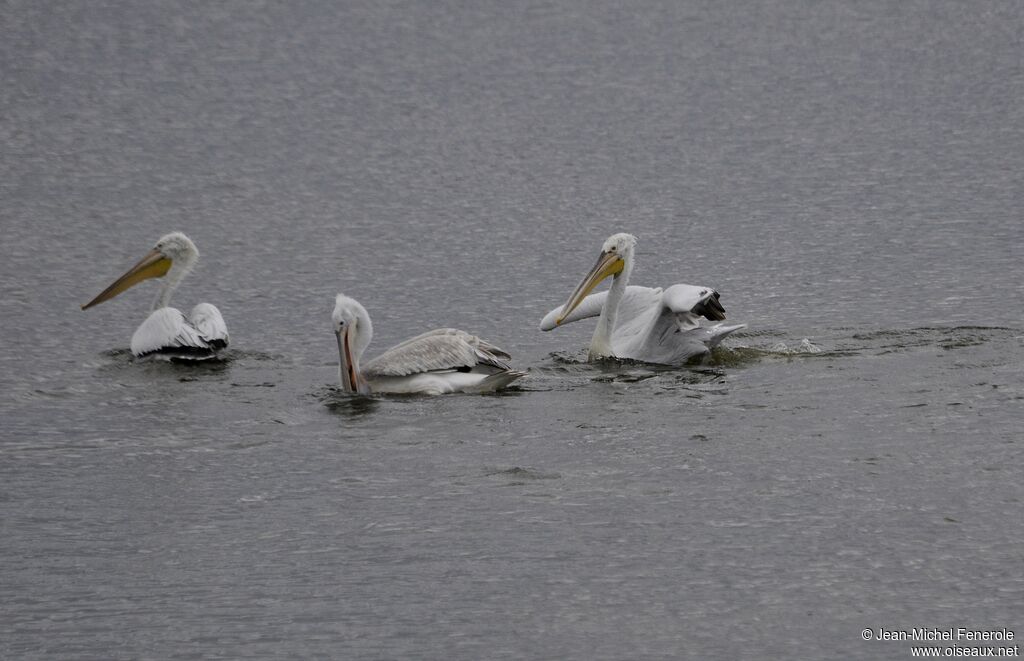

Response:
(692, 290), (727, 321)
(474, 348), (513, 371)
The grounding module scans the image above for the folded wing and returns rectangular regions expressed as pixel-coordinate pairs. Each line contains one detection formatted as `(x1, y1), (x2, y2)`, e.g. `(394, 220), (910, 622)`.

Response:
(189, 303), (229, 349)
(364, 329), (512, 377)
(129, 304), (229, 359)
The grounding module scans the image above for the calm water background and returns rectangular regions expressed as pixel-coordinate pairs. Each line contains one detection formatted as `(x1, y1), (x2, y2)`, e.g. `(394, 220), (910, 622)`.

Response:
(2, 1), (1022, 659)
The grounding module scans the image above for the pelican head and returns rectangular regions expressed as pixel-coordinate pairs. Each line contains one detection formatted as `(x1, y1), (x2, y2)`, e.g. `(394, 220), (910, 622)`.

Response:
(332, 294), (373, 395)
(81, 232), (199, 310)
(555, 232), (636, 325)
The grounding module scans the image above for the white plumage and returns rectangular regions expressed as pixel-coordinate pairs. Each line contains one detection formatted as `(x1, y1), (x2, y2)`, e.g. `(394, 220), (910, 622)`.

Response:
(129, 304), (228, 359)
(540, 233), (744, 364)
(332, 295), (525, 395)
(82, 232), (229, 361)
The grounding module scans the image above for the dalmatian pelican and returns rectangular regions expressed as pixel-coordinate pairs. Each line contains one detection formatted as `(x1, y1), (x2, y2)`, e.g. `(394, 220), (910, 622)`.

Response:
(81, 232), (228, 360)
(332, 294), (525, 395)
(540, 232), (744, 364)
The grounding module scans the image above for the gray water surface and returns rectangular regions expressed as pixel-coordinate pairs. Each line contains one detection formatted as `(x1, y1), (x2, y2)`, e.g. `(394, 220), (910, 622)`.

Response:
(2, 2), (1023, 659)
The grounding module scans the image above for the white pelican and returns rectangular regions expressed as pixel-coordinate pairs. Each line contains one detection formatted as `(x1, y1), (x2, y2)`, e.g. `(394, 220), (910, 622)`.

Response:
(81, 232), (229, 360)
(539, 232), (745, 364)
(332, 294), (526, 395)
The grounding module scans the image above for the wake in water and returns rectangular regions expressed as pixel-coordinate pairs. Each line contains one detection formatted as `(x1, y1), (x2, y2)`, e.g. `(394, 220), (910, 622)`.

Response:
(530, 325), (1022, 396)
(702, 325), (1020, 365)
(545, 329), (824, 369)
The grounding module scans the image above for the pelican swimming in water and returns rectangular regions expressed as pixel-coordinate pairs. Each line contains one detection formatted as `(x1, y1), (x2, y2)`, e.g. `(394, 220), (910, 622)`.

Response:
(332, 294), (525, 395)
(539, 232), (745, 365)
(81, 232), (229, 360)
